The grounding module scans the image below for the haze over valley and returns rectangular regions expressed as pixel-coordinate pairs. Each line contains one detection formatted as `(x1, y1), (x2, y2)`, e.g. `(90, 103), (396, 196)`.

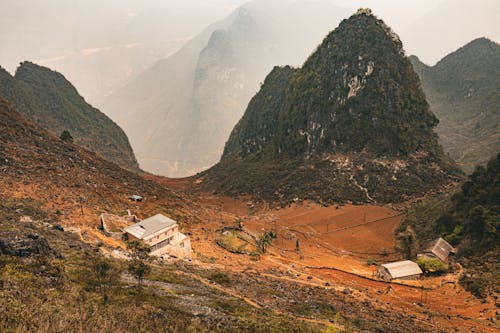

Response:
(3, 0), (499, 176)
(0, 2), (499, 332)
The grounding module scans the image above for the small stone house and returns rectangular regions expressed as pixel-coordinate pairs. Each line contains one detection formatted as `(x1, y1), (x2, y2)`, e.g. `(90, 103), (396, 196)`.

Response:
(378, 260), (423, 281)
(124, 214), (191, 259)
(417, 237), (456, 263)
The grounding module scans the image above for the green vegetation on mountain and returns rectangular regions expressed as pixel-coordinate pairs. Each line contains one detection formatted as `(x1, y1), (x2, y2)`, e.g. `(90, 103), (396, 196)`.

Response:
(0, 62), (139, 171)
(400, 154), (499, 297)
(410, 38), (500, 173)
(204, 9), (461, 205)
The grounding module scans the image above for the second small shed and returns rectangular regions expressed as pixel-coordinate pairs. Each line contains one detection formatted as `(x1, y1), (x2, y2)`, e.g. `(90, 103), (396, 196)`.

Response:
(378, 260), (423, 281)
(417, 237), (456, 263)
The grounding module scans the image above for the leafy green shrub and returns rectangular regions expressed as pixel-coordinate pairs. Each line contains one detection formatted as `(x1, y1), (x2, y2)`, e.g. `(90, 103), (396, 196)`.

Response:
(59, 130), (73, 142)
(416, 258), (448, 275)
(459, 275), (487, 298)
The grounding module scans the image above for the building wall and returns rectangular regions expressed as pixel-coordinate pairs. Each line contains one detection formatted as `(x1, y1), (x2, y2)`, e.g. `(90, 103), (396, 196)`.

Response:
(378, 267), (421, 281)
(378, 267), (392, 280)
(143, 225), (179, 248)
(151, 236), (191, 259)
(397, 274), (421, 280)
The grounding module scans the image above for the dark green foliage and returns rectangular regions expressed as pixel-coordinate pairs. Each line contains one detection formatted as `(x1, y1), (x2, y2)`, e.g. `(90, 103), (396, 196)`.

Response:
(401, 154), (500, 296)
(443, 155), (500, 248)
(223, 65), (297, 157)
(396, 226), (418, 259)
(416, 258), (448, 275)
(0, 62), (139, 171)
(86, 257), (120, 302)
(127, 259), (151, 288)
(126, 240), (152, 287)
(204, 10), (460, 204)
(59, 130), (73, 142)
(256, 230), (276, 253)
(411, 38), (500, 173)
(127, 240), (152, 260)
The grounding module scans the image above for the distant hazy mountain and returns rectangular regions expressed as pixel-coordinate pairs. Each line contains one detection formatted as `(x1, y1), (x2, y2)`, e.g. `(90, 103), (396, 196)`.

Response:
(401, 0), (500, 65)
(203, 9), (461, 205)
(0, 0), (247, 104)
(0, 62), (139, 171)
(411, 38), (500, 173)
(103, 0), (351, 177)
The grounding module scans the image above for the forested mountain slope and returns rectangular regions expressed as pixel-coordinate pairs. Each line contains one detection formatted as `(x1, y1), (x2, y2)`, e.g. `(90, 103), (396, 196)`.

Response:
(0, 62), (139, 171)
(204, 9), (461, 205)
(410, 38), (500, 173)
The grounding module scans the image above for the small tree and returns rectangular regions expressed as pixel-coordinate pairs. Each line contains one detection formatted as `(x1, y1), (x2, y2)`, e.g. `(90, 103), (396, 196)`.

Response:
(59, 130), (73, 142)
(256, 231), (276, 253)
(416, 258), (448, 275)
(128, 259), (150, 288)
(127, 240), (151, 288)
(90, 257), (119, 302)
(397, 226), (417, 259)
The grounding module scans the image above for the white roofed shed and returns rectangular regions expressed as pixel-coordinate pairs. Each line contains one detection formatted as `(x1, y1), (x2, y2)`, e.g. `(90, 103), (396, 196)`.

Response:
(378, 260), (423, 280)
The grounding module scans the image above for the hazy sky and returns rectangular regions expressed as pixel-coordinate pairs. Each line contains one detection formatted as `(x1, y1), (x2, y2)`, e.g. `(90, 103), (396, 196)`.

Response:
(2, 0), (497, 67)
(331, 0), (444, 28)
(1, 0), (498, 102)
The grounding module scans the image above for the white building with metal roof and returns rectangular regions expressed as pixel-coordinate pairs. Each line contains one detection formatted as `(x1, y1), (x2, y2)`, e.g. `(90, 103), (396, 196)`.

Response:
(378, 260), (423, 281)
(124, 214), (191, 258)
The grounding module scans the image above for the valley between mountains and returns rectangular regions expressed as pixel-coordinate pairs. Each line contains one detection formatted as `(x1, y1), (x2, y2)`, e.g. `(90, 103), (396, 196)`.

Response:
(0, 91), (496, 331)
(1, 6), (499, 333)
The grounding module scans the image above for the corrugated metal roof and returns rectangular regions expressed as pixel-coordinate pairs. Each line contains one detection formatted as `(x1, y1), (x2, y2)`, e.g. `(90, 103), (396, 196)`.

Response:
(124, 214), (176, 239)
(423, 238), (455, 262)
(381, 260), (422, 279)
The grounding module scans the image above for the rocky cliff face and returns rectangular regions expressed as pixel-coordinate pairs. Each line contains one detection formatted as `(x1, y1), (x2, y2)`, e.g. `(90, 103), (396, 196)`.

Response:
(410, 38), (500, 173)
(204, 9), (461, 205)
(0, 62), (139, 171)
(103, 0), (350, 177)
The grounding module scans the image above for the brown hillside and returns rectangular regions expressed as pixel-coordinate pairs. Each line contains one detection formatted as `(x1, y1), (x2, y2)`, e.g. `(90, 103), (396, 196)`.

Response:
(0, 97), (197, 227)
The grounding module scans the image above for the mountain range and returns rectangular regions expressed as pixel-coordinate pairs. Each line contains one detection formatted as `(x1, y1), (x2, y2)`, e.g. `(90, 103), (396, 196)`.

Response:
(400, 0), (500, 65)
(103, 0), (351, 177)
(202, 9), (461, 205)
(410, 38), (500, 173)
(0, 0), (248, 105)
(0, 62), (139, 171)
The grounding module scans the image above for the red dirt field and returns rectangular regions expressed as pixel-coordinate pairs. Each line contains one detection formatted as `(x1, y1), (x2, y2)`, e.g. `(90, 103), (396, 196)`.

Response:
(178, 192), (498, 333)
(11, 166), (495, 332)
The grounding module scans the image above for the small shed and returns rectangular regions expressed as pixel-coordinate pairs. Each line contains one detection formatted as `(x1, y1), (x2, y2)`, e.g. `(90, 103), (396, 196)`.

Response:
(128, 195), (143, 202)
(378, 260), (423, 281)
(418, 238), (456, 263)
